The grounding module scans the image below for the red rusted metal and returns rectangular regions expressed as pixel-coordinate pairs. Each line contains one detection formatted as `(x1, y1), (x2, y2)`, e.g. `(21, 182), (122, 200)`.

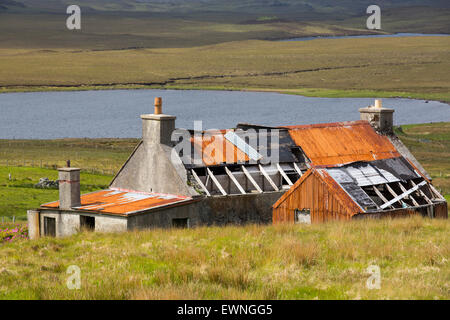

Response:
(191, 129), (249, 166)
(41, 188), (192, 216)
(283, 121), (400, 166)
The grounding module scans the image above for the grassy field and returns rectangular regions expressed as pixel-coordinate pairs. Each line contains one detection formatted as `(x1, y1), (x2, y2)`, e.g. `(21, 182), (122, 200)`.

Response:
(0, 217), (448, 299)
(0, 167), (111, 221)
(1, 37), (449, 102)
(394, 123), (450, 202)
(0, 122), (448, 221)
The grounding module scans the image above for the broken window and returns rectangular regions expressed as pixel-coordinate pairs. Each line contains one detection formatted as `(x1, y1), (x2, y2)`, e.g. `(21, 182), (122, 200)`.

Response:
(172, 218), (189, 228)
(44, 217), (56, 237)
(294, 208), (311, 224)
(80, 215), (95, 231)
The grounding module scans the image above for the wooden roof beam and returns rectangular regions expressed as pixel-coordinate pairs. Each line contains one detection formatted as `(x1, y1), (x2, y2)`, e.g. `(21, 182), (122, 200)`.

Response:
(372, 185), (394, 209)
(293, 162), (303, 177)
(241, 166), (262, 193)
(207, 168), (227, 196)
(410, 180), (432, 204)
(277, 163), (293, 186)
(397, 182), (420, 207)
(225, 167), (246, 195)
(191, 169), (210, 196)
(259, 165), (279, 191)
(380, 181), (427, 209)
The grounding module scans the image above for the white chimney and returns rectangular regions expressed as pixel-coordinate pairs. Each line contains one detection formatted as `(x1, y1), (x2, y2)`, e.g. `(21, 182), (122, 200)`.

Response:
(359, 99), (394, 133)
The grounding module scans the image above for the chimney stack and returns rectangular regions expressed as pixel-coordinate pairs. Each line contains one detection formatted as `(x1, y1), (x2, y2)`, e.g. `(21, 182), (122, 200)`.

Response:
(359, 99), (394, 133)
(58, 167), (81, 209)
(141, 97), (176, 146)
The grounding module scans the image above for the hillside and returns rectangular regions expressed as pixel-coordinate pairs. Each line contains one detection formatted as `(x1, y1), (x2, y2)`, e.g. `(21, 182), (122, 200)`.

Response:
(8, 0), (450, 14)
(0, 1), (448, 50)
(1, 37), (449, 102)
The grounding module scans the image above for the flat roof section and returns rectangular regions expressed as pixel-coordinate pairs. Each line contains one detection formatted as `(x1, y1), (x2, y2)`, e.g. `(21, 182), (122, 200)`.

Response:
(41, 188), (193, 216)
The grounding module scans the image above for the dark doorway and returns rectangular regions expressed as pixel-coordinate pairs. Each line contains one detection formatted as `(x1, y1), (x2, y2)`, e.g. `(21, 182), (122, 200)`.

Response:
(44, 217), (56, 237)
(80, 215), (95, 231)
(172, 218), (189, 228)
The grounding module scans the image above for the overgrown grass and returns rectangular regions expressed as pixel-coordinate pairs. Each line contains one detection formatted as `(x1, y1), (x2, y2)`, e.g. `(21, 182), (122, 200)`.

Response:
(0, 217), (448, 299)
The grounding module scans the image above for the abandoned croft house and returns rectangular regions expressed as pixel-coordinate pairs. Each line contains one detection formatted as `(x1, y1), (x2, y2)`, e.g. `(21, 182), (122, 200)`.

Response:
(27, 98), (448, 238)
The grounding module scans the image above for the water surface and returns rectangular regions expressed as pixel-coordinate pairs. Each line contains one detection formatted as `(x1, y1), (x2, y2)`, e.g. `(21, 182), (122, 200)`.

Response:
(0, 89), (448, 139)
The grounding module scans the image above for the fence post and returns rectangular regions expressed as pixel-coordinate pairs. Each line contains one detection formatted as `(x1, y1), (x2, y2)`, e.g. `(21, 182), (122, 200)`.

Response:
(12, 216), (15, 223)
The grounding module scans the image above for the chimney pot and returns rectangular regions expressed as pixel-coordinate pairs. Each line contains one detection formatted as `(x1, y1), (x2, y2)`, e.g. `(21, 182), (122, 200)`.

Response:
(374, 99), (382, 109)
(154, 97), (162, 115)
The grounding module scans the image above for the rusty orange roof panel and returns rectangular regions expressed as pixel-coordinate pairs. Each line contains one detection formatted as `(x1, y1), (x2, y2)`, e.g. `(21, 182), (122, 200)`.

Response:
(282, 121), (400, 166)
(191, 129), (249, 166)
(41, 188), (192, 216)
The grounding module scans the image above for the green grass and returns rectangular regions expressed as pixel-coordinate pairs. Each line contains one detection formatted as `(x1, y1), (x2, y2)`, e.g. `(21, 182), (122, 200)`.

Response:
(0, 166), (111, 220)
(0, 139), (138, 175)
(0, 217), (448, 299)
(1, 37), (449, 102)
(394, 122), (450, 198)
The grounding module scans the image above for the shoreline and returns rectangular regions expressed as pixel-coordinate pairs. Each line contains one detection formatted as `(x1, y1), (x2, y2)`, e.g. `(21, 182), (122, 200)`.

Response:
(1, 84), (449, 105)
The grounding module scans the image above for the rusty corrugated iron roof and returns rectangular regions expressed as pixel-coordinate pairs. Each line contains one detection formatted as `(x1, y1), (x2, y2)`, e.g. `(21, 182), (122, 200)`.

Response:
(282, 121), (400, 166)
(41, 188), (192, 216)
(191, 129), (250, 166)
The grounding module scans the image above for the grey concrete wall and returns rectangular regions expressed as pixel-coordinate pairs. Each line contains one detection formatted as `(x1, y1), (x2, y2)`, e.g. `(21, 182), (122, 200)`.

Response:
(39, 211), (127, 237)
(110, 141), (197, 196)
(40, 211), (79, 237)
(127, 191), (284, 230)
(27, 210), (40, 240)
(94, 215), (127, 233)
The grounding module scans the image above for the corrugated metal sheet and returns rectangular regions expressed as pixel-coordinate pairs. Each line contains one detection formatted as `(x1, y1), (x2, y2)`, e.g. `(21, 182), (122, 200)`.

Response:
(41, 188), (192, 216)
(224, 131), (262, 161)
(328, 163), (399, 187)
(283, 121), (400, 166)
(326, 157), (419, 187)
(191, 130), (250, 166)
(186, 128), (299, 168)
